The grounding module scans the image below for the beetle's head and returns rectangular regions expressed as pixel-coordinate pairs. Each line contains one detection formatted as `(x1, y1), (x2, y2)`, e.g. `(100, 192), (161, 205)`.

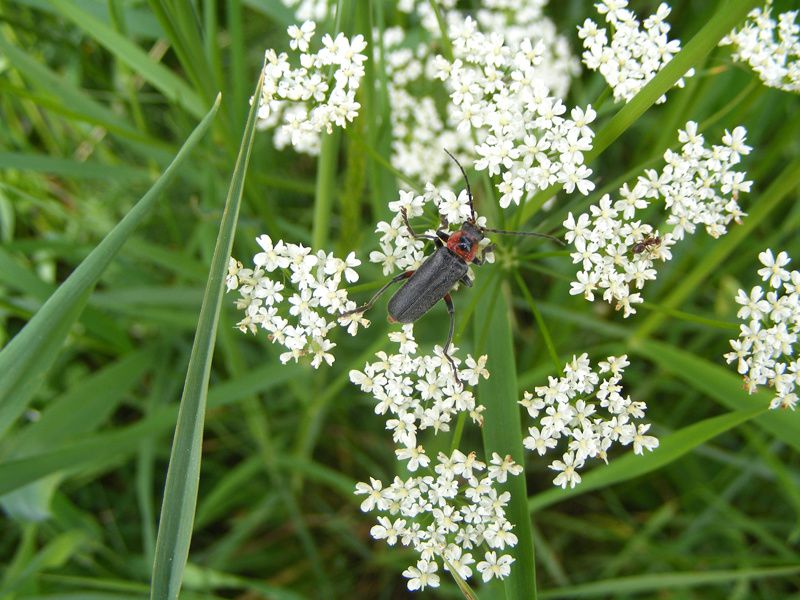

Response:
(461, 221), (485, 243)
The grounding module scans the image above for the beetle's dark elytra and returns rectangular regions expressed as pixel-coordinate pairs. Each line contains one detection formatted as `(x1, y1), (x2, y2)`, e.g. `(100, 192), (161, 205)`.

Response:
(387, 247), (469, 323)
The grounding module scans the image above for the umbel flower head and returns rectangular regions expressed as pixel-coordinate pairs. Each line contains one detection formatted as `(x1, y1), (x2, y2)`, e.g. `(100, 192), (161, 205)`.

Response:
(579, 0), (695, 104)
(226, 237), (367, 367)
(720, 0), (800, 94)
(433, 16), (597, 207)
(725, 250), (800, 410)
(355, 449), (522, 590)
(521, 354), (658, 489)
(349, 324), (489, 449)
(255, 21), (367, 154)
(382, 0), (579, 188)
(564, 122), (751, 316)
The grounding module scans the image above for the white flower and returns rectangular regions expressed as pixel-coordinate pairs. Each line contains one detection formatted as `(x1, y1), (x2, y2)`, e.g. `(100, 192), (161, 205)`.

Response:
(580, 0), (694, 104)
(721, 2), (800, 94)
(256, 22), (367, 154)
(227, 238), (366, 367)
(758, 249), (791, 289)
(476, 551), (514, 582)
(725, 250), (800, 411)
(522, 354), (657, 487)
(360, 449), (519, 588)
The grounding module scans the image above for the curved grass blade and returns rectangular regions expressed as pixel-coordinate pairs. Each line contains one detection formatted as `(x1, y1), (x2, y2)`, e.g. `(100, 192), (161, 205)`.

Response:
(633, 340), (800, 452)
(149, 73), (264, 600)
(0, 98), (220, 437)
(528, 407), (764, 512)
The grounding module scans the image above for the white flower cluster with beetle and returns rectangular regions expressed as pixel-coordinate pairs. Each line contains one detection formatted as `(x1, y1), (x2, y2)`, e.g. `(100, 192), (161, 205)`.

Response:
(565, 122), (751, 316)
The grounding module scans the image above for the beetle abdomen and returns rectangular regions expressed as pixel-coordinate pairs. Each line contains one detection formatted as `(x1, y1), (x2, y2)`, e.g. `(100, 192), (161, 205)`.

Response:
(388, 248), (468, 323)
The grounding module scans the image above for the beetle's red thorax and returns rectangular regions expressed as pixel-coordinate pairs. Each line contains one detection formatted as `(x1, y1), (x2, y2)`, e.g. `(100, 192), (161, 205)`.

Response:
(447, 230), (479, 262)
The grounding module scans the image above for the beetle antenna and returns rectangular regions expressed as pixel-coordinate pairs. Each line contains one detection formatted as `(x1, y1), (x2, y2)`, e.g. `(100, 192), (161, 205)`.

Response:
(443, 148), (476, 223)
(482, 227), (565, 246)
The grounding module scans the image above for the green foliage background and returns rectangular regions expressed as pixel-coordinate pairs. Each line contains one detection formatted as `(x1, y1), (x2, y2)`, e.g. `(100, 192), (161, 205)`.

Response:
(0, 1), (799, 598)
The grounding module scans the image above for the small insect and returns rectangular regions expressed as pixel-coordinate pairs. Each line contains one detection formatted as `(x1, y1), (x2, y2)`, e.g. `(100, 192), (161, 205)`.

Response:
(342, 150), (562, 387)
(631, 235), (662, 255)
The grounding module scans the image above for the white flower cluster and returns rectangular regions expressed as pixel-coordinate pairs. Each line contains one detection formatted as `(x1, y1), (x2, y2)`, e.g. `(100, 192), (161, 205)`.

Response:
(350, 324), (489, 448)
(383, 0), (580, 194)
(725, 250), (800, 410)
(564, 122), (752, 316)
(355, 449), (522, 590)
(579, 1), (695, 104)
(369, 185), (492, 276)
(720, 1), (800, 94)
(435, 17), (597, 206)
(256, 21), (366, 154)
(520, 354), (658, 489)
(226, 236), (367, 366)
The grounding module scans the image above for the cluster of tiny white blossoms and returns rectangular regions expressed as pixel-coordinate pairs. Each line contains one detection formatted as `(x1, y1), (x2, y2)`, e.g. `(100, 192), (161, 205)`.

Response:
(579, 1), (694, 104)
(434, 17), (597, 206)
(350, 324), (489, 447)
(369, 183), (493, 276)
(520, 354), (658, 489)
(226, 236), (368, 366)
(256, 21), (366, 154)
(355, 449), (522, 590)
(724, 250), (800, 411)
(564, 122), (752, 316)
(720, 1), (800, 94)
(383, 0), (579, 187)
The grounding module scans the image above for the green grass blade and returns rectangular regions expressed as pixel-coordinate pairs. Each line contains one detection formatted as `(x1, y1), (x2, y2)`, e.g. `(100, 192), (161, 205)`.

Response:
(633, 340), (800, 452)
(0, 97), (220, 437)
(47, 0), (206, 119)
(0, 363), (298, 497)
(528, 407), (764, 512)
(476, 279), (537, 599)
(149, 72), (263, 600)
(539, 565), (800, 598)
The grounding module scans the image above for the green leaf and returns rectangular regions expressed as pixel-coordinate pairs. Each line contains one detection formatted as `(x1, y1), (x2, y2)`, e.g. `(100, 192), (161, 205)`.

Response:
(0, 97), (220, 437)
(528, 407), (764, 512)
(632, 340), (800, 452)
(149, 72), (263, 600)
(0, 349), (155, 521)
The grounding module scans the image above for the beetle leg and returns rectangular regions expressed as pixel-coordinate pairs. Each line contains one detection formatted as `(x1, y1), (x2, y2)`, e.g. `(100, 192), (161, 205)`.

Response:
(459, 274), (473, 288)
(442, 293), (463, 389)
(435, 230), (450, 245)
(340, 271), (413, 317)
(401, 208), (439, 242)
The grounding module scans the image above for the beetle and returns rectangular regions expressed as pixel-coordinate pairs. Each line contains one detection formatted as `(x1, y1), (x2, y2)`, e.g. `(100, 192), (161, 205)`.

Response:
(342, 150), (562, 386)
